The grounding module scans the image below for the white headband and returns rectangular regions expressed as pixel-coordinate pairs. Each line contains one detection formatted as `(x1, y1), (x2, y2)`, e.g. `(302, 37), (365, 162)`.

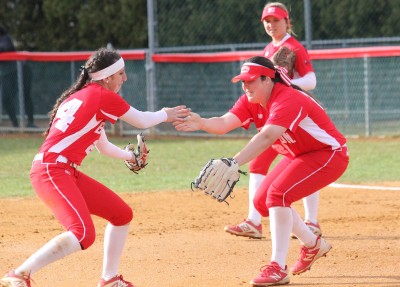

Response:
(89, 58), (125, 81)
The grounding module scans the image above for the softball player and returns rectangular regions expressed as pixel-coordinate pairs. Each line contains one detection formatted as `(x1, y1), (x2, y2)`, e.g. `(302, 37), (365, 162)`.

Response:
(229, 56), (348, 285)
(224, 2), (320, 239)
(0, 47), (189, 287)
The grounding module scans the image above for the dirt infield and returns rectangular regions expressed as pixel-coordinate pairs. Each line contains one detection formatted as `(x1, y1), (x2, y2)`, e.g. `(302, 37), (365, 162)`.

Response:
(0, 185), (399, 287)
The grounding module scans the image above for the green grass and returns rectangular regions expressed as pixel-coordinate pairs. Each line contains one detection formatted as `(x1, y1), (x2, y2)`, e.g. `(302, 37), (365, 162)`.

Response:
(0, 134), (399, 198)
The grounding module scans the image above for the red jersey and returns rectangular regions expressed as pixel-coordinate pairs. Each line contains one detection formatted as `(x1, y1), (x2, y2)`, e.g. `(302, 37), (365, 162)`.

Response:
(39, 83), (130, 165)
(262, 36), (314, 77)
(266, 83), (346, 158)
(229, 95), (267, 132)
(230, 84), (346, 159)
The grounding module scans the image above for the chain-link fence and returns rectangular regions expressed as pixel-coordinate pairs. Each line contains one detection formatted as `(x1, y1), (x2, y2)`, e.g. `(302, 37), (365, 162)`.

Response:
(1, 0), (400, 136)
(151, 0), (400, 51)
(1, 47), (399, 137)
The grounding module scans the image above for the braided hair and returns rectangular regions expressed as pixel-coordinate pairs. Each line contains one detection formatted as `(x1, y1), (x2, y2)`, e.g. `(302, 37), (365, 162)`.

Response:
(44, 47), (121, 136)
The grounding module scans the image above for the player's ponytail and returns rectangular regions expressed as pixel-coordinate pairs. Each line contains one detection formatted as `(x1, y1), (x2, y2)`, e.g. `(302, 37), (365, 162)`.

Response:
(244, 56), (322, 107)
(43, 47), (122, 137)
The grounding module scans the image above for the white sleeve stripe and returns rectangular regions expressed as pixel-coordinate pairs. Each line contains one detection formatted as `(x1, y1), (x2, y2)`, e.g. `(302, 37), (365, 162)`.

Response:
(289, 107), (303, 131)
(100, 109), (118, 121)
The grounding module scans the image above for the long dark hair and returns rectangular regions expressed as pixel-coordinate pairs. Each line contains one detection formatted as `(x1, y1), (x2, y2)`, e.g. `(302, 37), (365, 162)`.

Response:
(244, 56), (320, 103)
(44, 47), (121, 136)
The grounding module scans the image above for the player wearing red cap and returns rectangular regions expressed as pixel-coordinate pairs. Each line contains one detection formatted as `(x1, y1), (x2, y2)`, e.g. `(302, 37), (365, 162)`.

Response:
(176, 56), (347, 285)
(0, 47), (189, 287)
(229, 56), (347, 286)
(224, 2), (320, 240)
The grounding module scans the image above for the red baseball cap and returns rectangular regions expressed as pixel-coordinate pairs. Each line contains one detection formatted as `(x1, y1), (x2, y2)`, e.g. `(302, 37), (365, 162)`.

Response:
(261, 6), (289, 22)
(231, 63), (275, 83)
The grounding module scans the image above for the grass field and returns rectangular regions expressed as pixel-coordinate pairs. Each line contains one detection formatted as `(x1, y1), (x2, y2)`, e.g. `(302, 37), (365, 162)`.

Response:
(1, 134), (399, 197)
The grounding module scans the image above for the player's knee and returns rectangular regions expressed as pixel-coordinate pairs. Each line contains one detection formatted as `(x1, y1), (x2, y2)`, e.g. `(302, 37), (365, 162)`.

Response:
(249, 166), (268, 174)
(70, 223), (96, 250)
(253, 196), (269, 217)
(110, 205), (133, 226)
(265, 185), (292, 209)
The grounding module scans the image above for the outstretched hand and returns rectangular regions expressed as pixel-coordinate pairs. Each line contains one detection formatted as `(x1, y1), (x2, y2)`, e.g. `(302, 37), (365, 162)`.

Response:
(173, 112), (202, 131)
(163, 105), (191, 123)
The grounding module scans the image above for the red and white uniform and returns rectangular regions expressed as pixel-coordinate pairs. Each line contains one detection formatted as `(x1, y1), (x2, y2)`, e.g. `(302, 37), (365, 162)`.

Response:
(243, 36), (315, 175)
(253, 83), (348, 216)
(230, 95), (278, 173)
(30, 83), (132, 249)
(262, 36), (314, 78)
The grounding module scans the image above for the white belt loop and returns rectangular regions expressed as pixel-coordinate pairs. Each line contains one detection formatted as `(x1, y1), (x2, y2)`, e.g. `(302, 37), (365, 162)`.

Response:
(33, 153), (44, 162)
(56, 155), (68, 164)
(33, 153), (78, 169)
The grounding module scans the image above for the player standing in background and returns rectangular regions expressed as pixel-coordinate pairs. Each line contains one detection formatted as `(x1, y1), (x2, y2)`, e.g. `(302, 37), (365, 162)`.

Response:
(0, 47), (189, 287)
(224, 1), (320, 239)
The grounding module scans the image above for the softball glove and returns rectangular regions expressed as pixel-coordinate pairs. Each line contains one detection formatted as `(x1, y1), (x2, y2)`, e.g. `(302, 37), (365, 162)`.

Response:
(192, 158), (246, 203)
(124, 133), (149, 173)
(271, 45), (296, 77)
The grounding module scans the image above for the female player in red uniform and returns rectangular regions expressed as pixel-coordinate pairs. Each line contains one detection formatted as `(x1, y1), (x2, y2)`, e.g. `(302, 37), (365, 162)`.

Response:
(228, 56), (348, 285)
(225, 2), (320, 239)
(0, 47), (189, 287)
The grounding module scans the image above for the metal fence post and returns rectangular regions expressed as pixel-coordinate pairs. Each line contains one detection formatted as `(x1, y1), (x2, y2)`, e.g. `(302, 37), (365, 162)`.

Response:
(363, 56), (371, 137)
(17, 61), (25, 130)
(304, 0), (312, 50)
(147, 0), (157, 135)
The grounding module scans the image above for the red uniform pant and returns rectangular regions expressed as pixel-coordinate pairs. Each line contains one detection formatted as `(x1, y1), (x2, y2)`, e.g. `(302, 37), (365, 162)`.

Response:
(253, 147), (349, 217)
(249, 147), (278, 175)
(30, 160), (133, 250)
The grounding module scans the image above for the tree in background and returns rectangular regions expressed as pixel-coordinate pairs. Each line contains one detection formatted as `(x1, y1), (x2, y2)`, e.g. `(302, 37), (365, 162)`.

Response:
(0, 0), (399, 51)
(0, 0), (147, 51)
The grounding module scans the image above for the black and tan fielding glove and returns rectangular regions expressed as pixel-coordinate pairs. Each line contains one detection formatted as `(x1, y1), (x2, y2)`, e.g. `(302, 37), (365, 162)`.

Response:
(192, 158), (246, 203)
(124, 133), (149, 173)
(271, 45), (296, 77)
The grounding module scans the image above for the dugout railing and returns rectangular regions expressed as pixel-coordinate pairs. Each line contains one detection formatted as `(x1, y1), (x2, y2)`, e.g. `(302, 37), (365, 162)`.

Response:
(0, 46), (399, 137)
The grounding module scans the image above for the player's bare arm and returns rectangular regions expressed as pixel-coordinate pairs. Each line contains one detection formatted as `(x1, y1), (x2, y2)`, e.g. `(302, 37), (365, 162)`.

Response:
(234, 124), (286, 166)
(174, 112), (242, 134)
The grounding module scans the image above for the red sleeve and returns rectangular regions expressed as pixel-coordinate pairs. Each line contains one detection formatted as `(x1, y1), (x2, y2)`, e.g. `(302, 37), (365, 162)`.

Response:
(229, 95), (254, 130)
(266, 85), (307, 131)
(99, 90), (130, 124)
(293, 45), (314, 76)
(263, 38), (314, 77)
(285, 38), (314, 76)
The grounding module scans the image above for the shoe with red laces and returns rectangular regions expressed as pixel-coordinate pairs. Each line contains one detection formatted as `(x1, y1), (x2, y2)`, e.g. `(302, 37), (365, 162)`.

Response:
(249, 262), (290, 286)
(291, 236), (332, 275)
(291, 220), (322, 239)
(98, 275), (136, 287)
(224, 219), (263, 239)
(0, 270), (31, 287)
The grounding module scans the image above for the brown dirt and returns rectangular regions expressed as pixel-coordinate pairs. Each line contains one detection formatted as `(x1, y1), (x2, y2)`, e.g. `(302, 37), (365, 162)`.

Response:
(0, 185), (399, 287)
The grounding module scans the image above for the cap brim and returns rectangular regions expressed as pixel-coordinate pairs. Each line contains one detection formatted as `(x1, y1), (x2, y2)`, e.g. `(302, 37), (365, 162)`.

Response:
(231, 74), (260, 83)
(261, 12), (284, 21)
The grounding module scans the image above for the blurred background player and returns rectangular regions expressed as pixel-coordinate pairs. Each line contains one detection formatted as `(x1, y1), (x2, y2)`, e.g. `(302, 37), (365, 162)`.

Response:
(0, 25), (36, 128)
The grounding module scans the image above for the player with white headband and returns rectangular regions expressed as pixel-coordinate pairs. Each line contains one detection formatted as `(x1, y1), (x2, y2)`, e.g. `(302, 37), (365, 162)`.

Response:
(89, 57), (125, 81)
(0, 47), (190, 287)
